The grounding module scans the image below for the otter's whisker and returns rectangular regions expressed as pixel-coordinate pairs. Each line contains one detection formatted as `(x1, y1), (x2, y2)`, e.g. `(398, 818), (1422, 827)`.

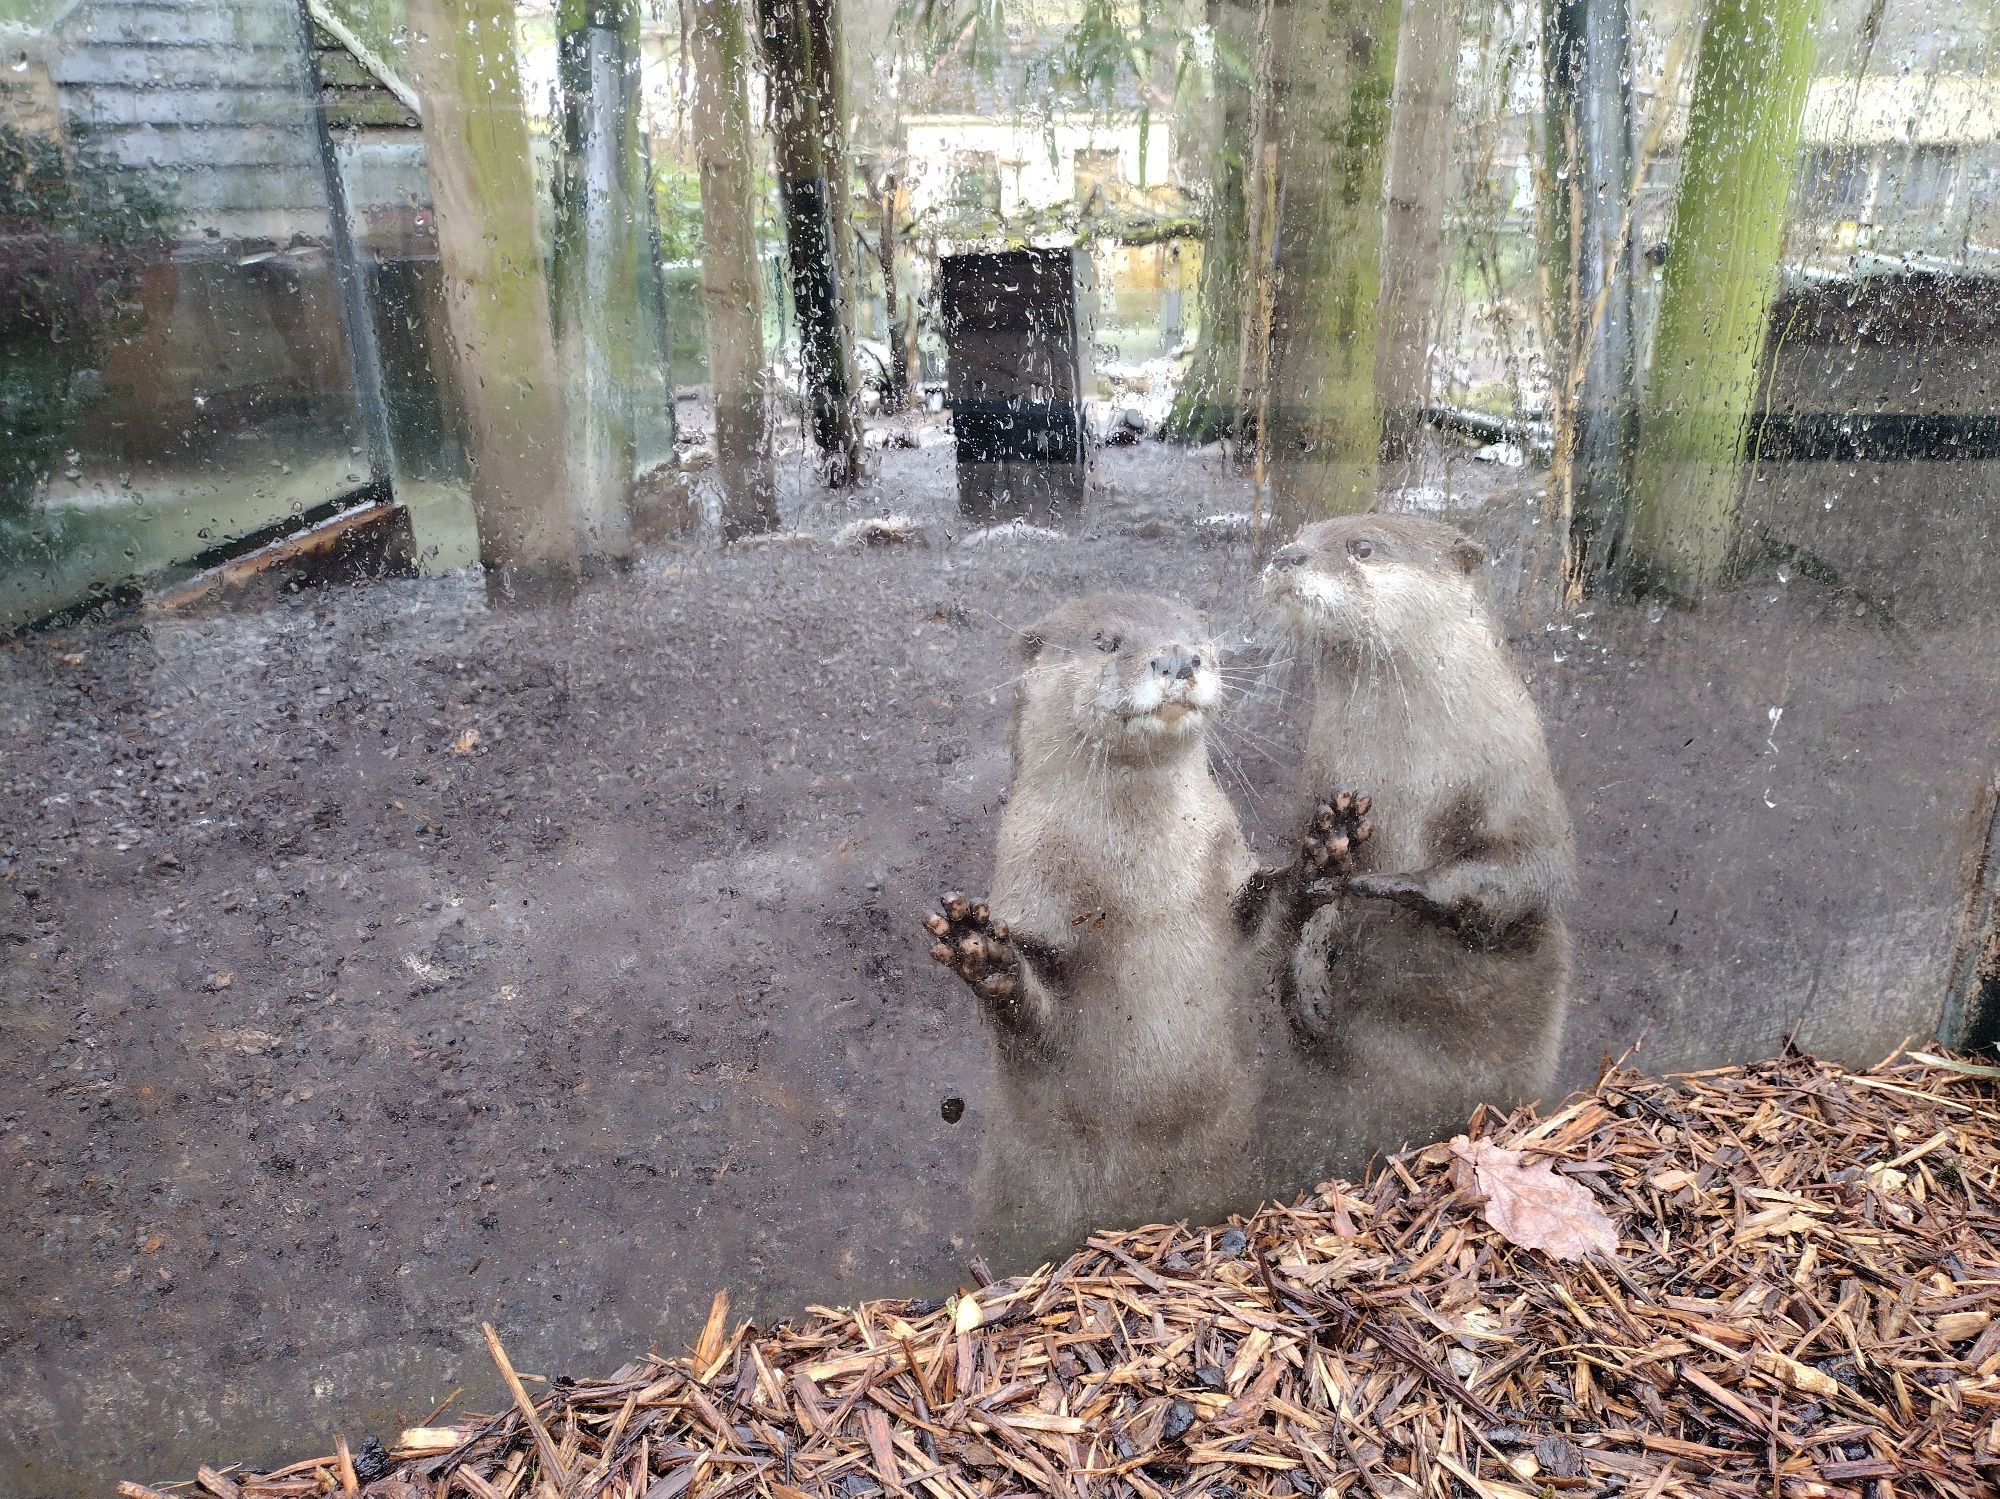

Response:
(1212, 712), (1299, 769)
(972, 665), (1041, 700)
(1207, 735), (1265, 817)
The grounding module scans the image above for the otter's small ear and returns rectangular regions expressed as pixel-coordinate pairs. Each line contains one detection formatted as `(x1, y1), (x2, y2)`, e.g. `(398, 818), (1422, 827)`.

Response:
(1451, 537), (1486, 576)
(1016, 628), (1045, 660)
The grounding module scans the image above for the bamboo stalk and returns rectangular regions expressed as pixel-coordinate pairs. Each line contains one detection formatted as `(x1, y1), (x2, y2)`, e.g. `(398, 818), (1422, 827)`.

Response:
(1263, 0), (1404, 531)
(1372, 0), (1461, 465)
(1233, 0), (1277, 546)
(1626, 0), (1824, 599)
(550, 0), (645, 562)
(688, 0), (779, 536)
(405, 0), (581, 599)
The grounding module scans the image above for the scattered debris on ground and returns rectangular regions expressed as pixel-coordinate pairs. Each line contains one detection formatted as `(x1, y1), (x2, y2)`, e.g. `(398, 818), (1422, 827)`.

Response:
(832, 516), (932, 550)
(131, 1049), (2000, 1499)
(956, 519), (1068, 548)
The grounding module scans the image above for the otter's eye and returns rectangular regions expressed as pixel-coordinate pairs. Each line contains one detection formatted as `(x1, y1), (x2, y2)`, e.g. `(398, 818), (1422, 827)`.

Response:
(1349, 538), (1377, 561)
(1093, 632), (1122, 653)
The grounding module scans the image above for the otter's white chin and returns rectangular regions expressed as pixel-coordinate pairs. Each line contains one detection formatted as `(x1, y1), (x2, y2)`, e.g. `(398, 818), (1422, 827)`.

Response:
(1149, 702), (1206, 739)
(1267, 574), (1353, 632)
(1262, 578), (1312, 621)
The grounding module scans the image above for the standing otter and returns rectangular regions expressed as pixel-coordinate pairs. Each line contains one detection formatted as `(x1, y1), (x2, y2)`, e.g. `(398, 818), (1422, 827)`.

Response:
(924, 594), (1262, 1269)
(1260, 514), (1575, 1168)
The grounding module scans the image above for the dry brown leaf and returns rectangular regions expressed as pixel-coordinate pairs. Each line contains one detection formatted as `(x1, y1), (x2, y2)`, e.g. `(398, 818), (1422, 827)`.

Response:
(449, 727), (481, 756)
(1447, 1135), (1620, 1262)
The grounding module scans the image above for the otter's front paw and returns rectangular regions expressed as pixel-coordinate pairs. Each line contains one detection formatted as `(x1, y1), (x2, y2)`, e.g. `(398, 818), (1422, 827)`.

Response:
(1300, 793), (1373, 881)
(924, 893), (1022, 1002)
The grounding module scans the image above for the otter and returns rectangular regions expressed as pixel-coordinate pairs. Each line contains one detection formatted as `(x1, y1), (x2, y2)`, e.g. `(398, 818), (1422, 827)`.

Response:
(924, 593), (1264, 1270)
(1259, 514), (1575, 1170)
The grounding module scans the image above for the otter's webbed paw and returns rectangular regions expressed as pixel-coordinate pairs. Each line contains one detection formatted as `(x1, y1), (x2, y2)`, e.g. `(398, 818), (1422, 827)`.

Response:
(1295, 793), (1374, 912)
(924, 893), (1023, 1004)
(1301, 792), (1373, 878)
(1239, 795), (1376, 940)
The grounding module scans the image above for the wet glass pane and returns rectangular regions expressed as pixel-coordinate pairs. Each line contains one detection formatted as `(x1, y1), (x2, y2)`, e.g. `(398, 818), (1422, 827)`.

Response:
(2, 0), (377, 629)
(3, 0), (1998, 1490)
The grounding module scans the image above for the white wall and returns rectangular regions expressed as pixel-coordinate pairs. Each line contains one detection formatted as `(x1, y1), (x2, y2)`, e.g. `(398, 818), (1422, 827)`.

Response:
(902, 114), (1173, 220)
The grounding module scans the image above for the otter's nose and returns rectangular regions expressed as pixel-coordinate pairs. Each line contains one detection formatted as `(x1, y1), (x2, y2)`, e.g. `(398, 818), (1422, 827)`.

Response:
(1271, 545), (1308, 571)
(1155, 645), (1201, 683)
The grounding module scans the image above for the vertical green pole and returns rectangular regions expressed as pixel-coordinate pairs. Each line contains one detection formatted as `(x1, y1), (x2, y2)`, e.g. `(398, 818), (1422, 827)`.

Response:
(1264, 0), (1402, 530)
(689, 0), (780, 535)
(1373, 0), (1460, 464)
(1627, 0), (1821, 598)
(806, 0), (858, 352)
(1542, 0), (1638, 589)
(755, 0), (863, 484)
(1164, 0), (1253, 446)
(406, 0), (581, 598)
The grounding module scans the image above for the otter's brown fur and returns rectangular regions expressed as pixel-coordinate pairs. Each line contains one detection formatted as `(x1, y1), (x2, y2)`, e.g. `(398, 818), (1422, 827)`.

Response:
(931, 594), (1262, 1270)
(1260, 515), (1575, 1177)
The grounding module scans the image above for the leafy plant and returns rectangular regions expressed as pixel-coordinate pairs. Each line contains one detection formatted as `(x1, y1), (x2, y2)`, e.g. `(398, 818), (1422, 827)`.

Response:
(897, 0), (1011, 80)
(893, 0), (1198, 124)
(652, 159), (705, 264)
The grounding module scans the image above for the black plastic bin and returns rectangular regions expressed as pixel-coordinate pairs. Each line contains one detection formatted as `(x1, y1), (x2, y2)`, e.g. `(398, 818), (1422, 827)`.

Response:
(939, 246), (1091, 520)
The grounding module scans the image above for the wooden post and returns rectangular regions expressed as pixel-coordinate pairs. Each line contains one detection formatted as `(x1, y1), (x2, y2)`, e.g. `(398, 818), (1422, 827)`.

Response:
(688, 0), (780, 536)
(1627, 0), (1821, 599)
(1163, 0), (1255, 445)
(755, 0), (863, 484)
(1542, 0), (1638, 588)
(405, 0), (580, 598)
(1263, 0), (1403, 531)
(1372, 0), (1460, 465)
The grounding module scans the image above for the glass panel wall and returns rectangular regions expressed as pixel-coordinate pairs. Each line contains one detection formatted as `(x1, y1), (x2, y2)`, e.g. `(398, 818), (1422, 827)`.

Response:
(2, 0), (1996, 1491)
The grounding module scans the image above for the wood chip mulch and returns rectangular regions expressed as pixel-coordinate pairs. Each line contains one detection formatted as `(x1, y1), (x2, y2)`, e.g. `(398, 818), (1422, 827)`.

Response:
(128, 1048), (2000, 1499)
